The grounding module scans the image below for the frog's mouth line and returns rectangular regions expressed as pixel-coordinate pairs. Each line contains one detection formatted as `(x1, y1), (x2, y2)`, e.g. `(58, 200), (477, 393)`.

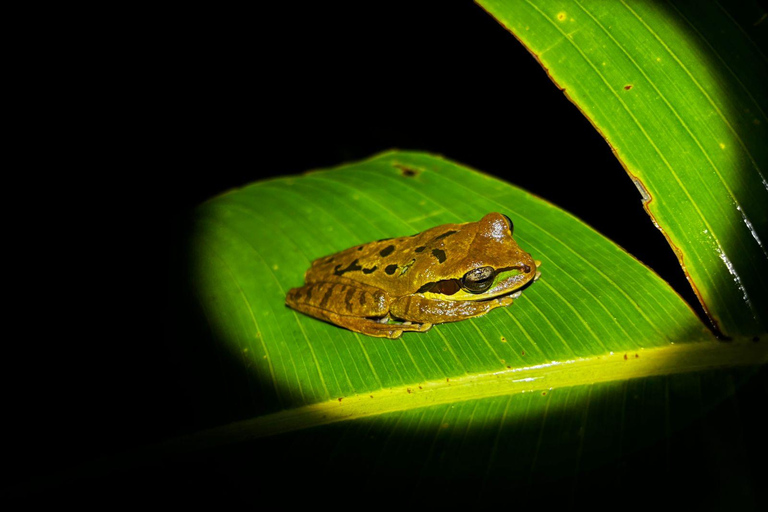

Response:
(373, 263), (541, 325)
(417, 264), (539, 300)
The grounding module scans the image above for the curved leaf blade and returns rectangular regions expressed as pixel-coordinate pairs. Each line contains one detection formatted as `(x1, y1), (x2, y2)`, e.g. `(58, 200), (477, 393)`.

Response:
(190, 151), (711, 415)
(478, 0), (768, 336)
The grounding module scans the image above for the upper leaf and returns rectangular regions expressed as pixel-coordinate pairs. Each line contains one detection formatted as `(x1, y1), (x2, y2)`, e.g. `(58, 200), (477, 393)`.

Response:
(478, 0), (768, 336)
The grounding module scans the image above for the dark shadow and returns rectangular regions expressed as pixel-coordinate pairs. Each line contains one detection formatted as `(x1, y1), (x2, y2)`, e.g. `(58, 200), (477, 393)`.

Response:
(10, 1), (767, 507)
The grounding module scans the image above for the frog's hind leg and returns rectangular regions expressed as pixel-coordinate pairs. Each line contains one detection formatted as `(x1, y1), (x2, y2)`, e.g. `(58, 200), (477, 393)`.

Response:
(291, 304), (431, 339)
(286, 281), (431, 338)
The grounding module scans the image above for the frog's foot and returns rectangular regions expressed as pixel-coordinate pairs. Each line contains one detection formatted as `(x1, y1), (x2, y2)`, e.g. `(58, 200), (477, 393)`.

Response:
(374, 316), (432, 339)
(291, 303), (430, 339)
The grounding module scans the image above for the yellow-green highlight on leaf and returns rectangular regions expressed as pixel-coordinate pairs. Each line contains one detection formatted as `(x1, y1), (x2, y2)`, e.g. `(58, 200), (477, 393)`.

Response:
(477, 0), (768, 336)
(190, 151), (711, 417)
(175, 337), (765, 445)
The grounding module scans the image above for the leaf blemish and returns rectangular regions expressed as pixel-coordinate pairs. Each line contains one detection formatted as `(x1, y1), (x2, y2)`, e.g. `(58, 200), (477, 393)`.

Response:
(624, 84), (633, 90)
(632, 178), (651, 203)
(394, 164), (419, 177)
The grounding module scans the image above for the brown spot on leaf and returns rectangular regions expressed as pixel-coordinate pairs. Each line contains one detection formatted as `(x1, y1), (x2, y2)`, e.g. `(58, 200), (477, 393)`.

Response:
(395, 164), (419, 177)
(624, 84), (633, 90)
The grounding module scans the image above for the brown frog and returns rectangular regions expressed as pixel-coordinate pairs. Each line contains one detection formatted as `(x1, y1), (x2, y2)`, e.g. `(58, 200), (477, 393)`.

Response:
(286, 213), (540, 338)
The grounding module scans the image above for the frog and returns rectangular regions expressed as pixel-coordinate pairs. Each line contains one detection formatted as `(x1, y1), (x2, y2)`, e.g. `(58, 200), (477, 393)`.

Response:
(285, 212), (541, 339)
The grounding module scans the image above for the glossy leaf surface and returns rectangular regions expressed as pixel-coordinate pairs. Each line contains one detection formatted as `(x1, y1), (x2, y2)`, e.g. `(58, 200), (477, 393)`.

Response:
(191, 151), (719, 419)
(478, 0), (768, 336)
(184, 152), (765, 505)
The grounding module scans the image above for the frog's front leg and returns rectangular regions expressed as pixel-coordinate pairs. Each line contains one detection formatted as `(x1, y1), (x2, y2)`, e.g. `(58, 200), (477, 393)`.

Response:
(286, 281), (431, 339)
(390, 293), (519, 325)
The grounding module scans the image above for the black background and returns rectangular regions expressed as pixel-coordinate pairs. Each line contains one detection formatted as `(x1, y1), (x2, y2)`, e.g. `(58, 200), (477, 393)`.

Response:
(12, 1), (754, 505)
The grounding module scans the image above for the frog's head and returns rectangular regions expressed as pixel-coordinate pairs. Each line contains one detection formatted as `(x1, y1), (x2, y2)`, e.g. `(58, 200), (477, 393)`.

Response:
(415, 212), (540, 301)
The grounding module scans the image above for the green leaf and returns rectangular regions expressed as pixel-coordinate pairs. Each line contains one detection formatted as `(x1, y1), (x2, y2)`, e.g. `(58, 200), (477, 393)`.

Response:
(181, 151), (766, 504)
(191, 151), (720, 415)
(477, 0), (768, 336)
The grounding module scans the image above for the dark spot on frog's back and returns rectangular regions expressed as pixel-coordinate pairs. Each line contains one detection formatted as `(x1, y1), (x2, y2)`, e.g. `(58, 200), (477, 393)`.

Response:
(432, 249), (447, 263)
(362, 266), (378, 274)
(379, 245), (395, 257)
(414, 246), (426, 253)
(434, 230), (458, 241)
(334, 259), (363, 276)
(385, 264), (398, 275)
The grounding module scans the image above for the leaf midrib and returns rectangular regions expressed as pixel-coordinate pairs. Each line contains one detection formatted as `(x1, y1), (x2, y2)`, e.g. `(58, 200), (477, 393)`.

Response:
(177, 338), (765, 449)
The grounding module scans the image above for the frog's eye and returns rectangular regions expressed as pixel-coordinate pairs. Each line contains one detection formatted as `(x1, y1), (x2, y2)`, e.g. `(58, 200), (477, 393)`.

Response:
(461, 266), (495, 293)
(502, 214), (514, 234)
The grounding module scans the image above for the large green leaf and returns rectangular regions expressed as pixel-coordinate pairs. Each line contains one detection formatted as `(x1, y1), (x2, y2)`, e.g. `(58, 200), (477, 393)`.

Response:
(191, 151), (718, 415)
(185, 152), (765, 499)
(478, 0), (768, 336)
